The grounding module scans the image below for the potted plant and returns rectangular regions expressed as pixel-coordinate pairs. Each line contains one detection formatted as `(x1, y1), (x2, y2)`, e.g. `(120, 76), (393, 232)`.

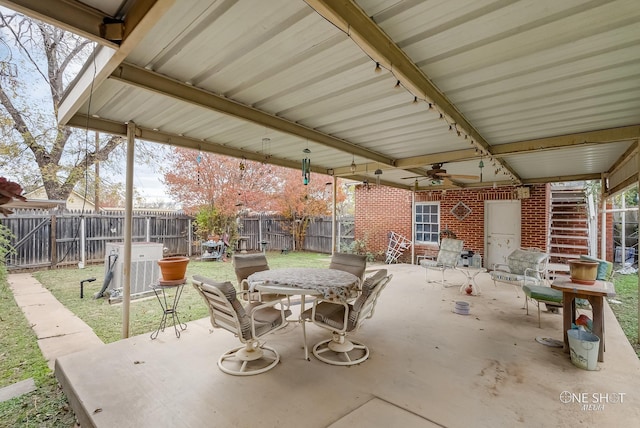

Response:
(157, 256), (190, 281)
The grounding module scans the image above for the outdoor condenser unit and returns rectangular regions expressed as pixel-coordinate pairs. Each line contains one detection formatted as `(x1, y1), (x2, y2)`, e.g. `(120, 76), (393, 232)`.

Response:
(104, 242), (164, 297)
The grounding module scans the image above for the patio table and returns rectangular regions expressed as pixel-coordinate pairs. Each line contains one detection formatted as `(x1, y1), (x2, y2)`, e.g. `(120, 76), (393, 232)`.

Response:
(248, 267), (359, 360)
(456, 266), (486, 295)
(551, 277), (615, 362)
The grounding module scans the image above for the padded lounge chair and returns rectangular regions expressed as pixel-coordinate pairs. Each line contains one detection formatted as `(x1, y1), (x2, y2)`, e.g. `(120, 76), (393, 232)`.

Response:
(420, 238), (464, 286)
(233, 253), (280, 302)
(301, 269), (392, 366)
(192, 275), (291, 376)
(490, 248), (549, 295)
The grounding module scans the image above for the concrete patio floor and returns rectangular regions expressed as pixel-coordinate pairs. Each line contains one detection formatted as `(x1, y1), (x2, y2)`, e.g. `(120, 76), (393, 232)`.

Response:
(55, 264), (640, 427)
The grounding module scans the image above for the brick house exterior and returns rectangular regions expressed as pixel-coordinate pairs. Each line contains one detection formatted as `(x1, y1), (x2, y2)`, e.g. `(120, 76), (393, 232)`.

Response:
(354, 183), (613, 264)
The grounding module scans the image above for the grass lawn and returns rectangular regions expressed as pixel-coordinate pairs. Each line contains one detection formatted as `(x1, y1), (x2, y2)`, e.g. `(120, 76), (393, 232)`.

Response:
(608, 273), (640, 358)
(0, 281), (76, 427)
(32, 251), (332, 344)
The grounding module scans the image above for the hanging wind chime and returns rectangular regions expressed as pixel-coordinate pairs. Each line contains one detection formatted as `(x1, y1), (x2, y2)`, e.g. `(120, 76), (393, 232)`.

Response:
(196, 151), (202, 186)
(478, 158), (484, 183)
(302, 148), (311, 185)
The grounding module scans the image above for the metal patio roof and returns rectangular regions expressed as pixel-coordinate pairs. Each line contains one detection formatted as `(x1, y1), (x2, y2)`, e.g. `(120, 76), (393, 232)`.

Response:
(5, 0), (640, 195)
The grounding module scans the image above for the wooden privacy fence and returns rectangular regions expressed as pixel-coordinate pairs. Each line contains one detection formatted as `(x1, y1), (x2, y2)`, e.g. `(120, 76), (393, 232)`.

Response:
(1, 210), (354, 270)
(1, 210), (192, 270)
(236, 215), (354, 253)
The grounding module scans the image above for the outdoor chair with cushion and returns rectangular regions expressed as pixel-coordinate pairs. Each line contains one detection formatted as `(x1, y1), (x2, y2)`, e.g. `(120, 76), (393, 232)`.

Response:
(233, 253), (279, 303)
(192, 275), (291, 376)
(420, 238), (464, 286)
(300, 269), (392, 366)
(329, 252), (367, 282)
(490, 248), (549, 295)
(522, 284), (563, 327)
(579, 254), (614, 282)
(329, 252), (367, 298)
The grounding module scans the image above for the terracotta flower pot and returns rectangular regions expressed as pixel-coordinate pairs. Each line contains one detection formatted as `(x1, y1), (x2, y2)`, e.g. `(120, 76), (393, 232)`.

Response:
(157, 256), (190, 281)
(569, 259), (599, 285)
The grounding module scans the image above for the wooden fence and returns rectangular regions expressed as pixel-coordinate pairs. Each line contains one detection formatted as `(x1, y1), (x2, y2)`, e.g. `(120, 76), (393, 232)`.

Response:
(0, 209), (354, 271)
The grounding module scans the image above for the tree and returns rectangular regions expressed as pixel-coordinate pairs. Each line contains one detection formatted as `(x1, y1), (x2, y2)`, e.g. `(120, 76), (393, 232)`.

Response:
(0, 12), (125, 201)
(163, 147), (346, 248)
(162, 147), (284, 215)
(273, 167), (336, 249)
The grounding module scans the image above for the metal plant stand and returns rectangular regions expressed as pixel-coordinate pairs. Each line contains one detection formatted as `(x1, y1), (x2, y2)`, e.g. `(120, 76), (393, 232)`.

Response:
(150, 281), (187, 339)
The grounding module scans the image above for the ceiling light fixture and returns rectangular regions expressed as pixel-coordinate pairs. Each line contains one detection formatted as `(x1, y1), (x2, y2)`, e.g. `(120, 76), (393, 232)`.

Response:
(350, 155), (356, 174)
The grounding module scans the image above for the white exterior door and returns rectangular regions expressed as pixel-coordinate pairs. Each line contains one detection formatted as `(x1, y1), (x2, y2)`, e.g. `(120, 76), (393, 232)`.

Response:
(485, 200), (521, 269)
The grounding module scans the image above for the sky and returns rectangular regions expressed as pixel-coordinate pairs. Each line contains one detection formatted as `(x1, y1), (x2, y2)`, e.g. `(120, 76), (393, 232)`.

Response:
(0, 6), (173, 205)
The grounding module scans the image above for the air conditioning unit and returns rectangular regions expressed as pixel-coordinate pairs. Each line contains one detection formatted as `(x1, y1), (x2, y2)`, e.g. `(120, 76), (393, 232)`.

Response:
(105, 242), (164, 297)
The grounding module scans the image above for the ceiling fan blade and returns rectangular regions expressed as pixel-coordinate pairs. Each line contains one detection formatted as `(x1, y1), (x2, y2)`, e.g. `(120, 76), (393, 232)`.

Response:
(401, 175), (426, 180)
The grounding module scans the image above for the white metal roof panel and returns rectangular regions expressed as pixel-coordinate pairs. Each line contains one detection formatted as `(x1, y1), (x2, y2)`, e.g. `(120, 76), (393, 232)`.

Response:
(39, 0), (639, 191)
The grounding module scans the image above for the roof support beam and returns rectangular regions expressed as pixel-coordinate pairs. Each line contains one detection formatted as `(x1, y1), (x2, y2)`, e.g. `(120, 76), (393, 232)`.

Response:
(57, 0), (175, 124)
(305, 0), (519, 182)
(490, 126), (640, 156)
(332, 148), (479, 176)
(68, 114), (307, 171)
(521, 173), (602, 184)
(0, 0), (114, 46)
(68, 113), (413, 190)
(109, 62), (397, 167)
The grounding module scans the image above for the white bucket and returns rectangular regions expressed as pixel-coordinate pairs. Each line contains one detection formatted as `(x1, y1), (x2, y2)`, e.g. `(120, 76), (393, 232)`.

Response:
(567, 329), (600, 370)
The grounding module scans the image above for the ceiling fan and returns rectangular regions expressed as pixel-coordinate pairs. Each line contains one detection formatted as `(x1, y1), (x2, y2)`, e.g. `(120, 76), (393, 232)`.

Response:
(423, 163), (479, 181)
(402, 163), (479, 189)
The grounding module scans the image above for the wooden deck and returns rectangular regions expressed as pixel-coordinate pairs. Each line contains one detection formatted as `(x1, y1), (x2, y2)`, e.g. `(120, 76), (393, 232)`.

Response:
(56, 264), (640, 427)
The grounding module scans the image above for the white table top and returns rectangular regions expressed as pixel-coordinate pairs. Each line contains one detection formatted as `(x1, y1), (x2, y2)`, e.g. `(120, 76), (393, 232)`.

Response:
(248, 267), (359, 302)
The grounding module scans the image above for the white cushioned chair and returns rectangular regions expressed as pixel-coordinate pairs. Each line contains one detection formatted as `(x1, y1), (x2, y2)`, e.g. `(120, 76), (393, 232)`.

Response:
(233, 253), (282, 303)
(192, 275), (291, 376)
(490, 248), (549, 295)
(420, 238), (464, 286)
(301, 269), (392, 366)
(329, 252), (367, 282)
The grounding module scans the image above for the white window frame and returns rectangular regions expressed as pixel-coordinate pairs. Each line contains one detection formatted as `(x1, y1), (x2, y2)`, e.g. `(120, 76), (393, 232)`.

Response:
(415, 201), (440, 244)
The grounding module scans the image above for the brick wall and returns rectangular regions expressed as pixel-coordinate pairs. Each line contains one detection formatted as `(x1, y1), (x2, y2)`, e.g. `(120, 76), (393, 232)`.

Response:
(354, 185), (413, 260)
(355, 184), (549, 263)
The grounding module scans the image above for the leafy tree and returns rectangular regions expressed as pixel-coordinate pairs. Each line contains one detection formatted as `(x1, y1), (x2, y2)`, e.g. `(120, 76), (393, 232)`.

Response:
(163, 147), (300, 214)
(0, 12), (133, 202)
(274, 167), (336, 249)
(163, 147), (346, 248)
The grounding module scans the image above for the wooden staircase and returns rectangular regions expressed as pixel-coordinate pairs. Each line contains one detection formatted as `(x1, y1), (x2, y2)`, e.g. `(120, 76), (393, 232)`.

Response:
(548, 184), (590, 264)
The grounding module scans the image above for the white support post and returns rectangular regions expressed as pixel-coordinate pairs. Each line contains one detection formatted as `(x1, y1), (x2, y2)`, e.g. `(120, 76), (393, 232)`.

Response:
(600, 176), (607, 260)
(331, 179), (337, 254)
(411, 191), (416, 264)
(637, 139), (640, 345)
(146, 217), (151, 242)
(122, 121), (136, 339)
(621, 196), (627, 265)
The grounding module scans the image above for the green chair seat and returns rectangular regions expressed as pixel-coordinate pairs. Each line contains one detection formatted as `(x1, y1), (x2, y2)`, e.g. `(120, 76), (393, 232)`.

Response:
(522, 285), (563, 327)
(523, 285), (563, 304)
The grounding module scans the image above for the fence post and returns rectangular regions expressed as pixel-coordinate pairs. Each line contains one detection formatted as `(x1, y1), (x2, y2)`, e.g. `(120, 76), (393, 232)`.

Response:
(50, 214), (57, 268)
(79, 216), (86, 268)
(187, 218), (193, 257)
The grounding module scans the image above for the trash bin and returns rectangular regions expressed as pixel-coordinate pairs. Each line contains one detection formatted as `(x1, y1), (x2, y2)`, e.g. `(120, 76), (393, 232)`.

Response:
(567, 329), (600, 370)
